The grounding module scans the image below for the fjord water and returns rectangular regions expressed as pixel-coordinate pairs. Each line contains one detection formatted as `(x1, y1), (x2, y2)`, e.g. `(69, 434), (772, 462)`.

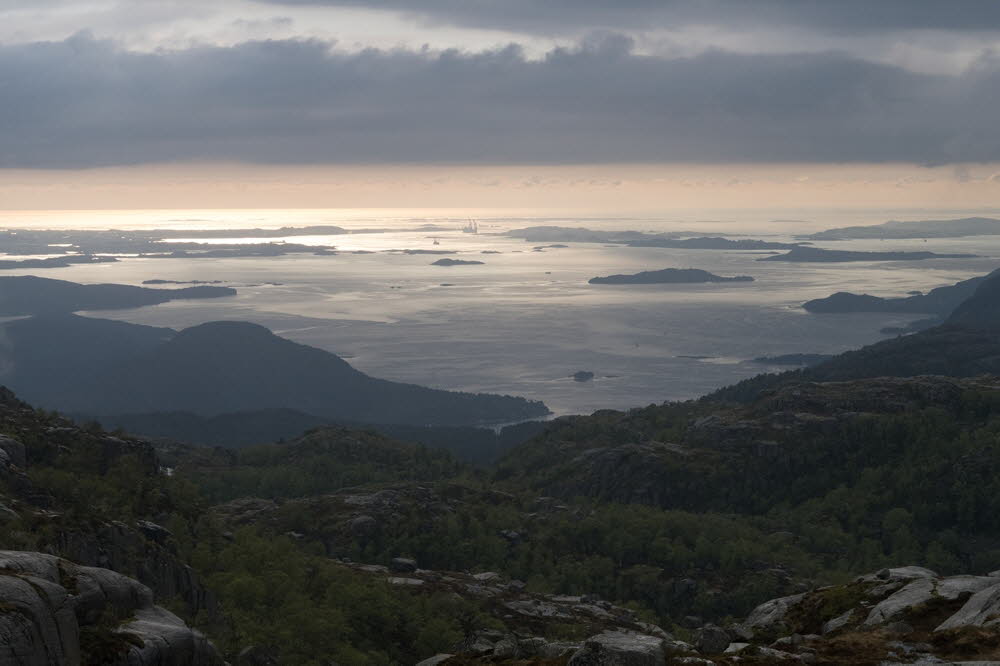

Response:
(2, 207), (998, 416)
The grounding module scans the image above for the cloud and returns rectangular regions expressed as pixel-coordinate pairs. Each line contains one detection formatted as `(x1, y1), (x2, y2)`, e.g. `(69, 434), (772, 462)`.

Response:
(3, 32), (1000, 167)
(257, 0), (1000, 35)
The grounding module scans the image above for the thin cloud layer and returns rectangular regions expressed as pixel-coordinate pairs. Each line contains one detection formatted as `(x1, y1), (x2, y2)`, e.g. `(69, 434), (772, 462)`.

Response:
(4, 33), (1000, 168)
(261, 0), (1000, 34)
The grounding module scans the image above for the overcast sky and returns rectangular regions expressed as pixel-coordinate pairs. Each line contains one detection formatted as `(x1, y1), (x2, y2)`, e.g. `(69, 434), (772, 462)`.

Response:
(3, 1), (1000, 171)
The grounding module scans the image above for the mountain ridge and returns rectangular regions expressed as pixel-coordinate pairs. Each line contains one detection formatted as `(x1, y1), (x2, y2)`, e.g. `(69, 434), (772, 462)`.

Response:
(0, 314), (549, 427)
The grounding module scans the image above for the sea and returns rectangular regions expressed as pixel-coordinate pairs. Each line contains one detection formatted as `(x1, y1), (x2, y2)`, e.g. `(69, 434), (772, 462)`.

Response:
(2, 206), (999, 417)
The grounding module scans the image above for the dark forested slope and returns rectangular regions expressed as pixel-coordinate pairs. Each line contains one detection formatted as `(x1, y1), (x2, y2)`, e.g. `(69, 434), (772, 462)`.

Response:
(0, 315), (549, 427)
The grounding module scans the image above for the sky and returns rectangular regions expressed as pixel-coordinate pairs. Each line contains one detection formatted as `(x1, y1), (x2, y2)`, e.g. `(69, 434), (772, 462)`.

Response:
(3, 1), (1000, 212)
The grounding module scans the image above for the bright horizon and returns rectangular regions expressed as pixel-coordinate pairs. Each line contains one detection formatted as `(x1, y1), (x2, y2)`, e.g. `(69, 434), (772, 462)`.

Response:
(4, 163), (1000, 221)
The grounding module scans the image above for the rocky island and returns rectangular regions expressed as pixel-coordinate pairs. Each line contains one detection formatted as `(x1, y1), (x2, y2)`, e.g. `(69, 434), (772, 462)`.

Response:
(589, 268), (754, 284)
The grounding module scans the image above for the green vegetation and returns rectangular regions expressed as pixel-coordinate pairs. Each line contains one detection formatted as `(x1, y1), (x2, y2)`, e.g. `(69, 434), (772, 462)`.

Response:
(190, 529), (482, 664)
(7, 373), (1000, 662)
(176, 427), (465, 503)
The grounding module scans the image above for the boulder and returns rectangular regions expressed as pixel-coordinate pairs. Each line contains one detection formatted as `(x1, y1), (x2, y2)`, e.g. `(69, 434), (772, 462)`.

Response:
(516, 637), (548, 657)
(858, 566), (938, 584)
(0, 550), (221, 665)
(0, 436), (26, 468)
(739, 592), (806, 636)
(389, 557), (418, 573)
(568, 631), (665, 665)
(0, 571), (79, 664)
(821, 609), (854, 635)
(136, 519), (172, 544)
(695, 625), (730, 654)
(492, 634), (519, 658)
(349, 514), (378, 536)
(472, 571), (501, 583)
(865, 576), (996, 625)
(936, 582), (1000, 630)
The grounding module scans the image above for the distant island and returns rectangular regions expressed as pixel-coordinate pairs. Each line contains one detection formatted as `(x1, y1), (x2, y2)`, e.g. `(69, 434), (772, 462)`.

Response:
(505, 226), (682, 243)
(572, 371), (595, 382)
(0, 227), (341, 266)
(143, 279), (224, 285)
(503, 226), (803, 250)
(759, 247), (977, 262)
(0, 255), (118, 270)
(503, 226), (725, 244)
(589, 268), (754, 284)
(0, 275), (236, 316)
(432, 258), (485, 266)
(144, 243), (336, 259)
(625, 236), (805, 250)
(803, 217), (1000, 240)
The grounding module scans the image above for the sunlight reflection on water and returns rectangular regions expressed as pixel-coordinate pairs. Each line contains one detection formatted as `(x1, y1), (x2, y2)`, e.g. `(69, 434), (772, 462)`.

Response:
(5, 207), (1000, 415)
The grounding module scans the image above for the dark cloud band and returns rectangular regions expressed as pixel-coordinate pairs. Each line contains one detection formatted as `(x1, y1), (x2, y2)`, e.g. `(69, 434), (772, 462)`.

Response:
(3, 33), (999, 167)
(259, 0), (1000, 34)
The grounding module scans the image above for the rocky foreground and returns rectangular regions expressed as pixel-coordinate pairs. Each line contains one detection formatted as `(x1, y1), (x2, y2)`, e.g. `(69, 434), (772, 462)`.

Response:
(4, 544), (1000, 665)
(414, 565), (1000, 664)
(0, 550), (220, 665)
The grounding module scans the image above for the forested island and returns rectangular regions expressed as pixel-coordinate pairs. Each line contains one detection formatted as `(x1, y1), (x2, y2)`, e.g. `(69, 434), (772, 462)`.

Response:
(432, 258), (485, 266)
(589, 268), (754, 284)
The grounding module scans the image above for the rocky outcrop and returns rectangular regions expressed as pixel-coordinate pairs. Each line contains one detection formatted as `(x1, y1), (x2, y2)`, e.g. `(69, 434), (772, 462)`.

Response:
(329, 559), (690, 664)
(0, 550), (221, 666)
(52, 521), (217, 619)
(0, 406), (216, 619)
(0, 435), (26, 469)
(864, 575), (997, 626)
(737, 592), (805, 636)
(714, 566), (1000, 664)
(568, 631), (666, 664)
(936, 581), (1000, 630)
